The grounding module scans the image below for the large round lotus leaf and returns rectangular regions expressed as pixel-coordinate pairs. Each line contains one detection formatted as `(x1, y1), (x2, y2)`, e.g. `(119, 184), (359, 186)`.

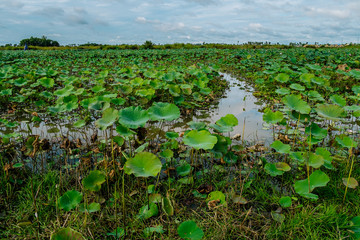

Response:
(275, 73), (289, 83)
(282, 94), (311, 114)
(187, 121), (206, 130)
(352, 85), (360, 95)
(263, 108), (283, 124)
(183, 130), (218, 150)
(118, 106), (149, 129)
(305, 123), (327, 139)
(82, 170), (106, 191)
(178, 220), (204, 240)
(95, 107), (119, 130)
(124, 152), (162, 178)
(275, 88), (290, 95)
(58, 190), (82, 211)
(315, 104), (346, 121)
(37, 77), (54, 88)
(216, 114), (238, 128)
(50, 227), (85, 240)
(271, 140), (291, 154)
(148, 102), (180, 121)
(289, 83), (305, 91)
(335, 134), (358, 149)
(264, 163), (285, 177)
(330, 95), (346, 107)
(115, 124), (135, 137)
(54, 85), (74, 97)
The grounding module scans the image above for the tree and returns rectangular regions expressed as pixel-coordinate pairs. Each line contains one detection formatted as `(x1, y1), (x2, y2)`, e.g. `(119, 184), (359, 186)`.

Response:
(143, 40), (154, 49)
(19, 36), (60, 47)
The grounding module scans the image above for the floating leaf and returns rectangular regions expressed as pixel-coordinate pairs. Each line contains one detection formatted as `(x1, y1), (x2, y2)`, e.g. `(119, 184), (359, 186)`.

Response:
(37, 77), (54, 88)
(58, 190), (82, 211)
(124, 152), (162, 178)
(290, 83), (305, 91)
(178, 220), (204, 240)
(275, 88), (290, 95)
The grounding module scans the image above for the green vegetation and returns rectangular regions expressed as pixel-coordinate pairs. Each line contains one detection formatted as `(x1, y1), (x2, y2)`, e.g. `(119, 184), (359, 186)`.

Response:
(0, 48), (360, 239)
(19, 36), (60, 47)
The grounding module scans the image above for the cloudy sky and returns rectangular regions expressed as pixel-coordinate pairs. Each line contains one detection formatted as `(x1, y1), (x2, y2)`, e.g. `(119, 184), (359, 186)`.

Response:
(1, 0), (359, 45)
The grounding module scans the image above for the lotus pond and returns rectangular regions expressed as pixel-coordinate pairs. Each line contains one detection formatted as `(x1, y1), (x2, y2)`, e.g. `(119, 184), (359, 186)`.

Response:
(1, 48), (360, 239)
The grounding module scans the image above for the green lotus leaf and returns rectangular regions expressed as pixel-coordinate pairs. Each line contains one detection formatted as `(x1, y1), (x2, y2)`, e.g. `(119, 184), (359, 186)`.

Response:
(137, 202), (159, 220)
(349, 216), (360, 239)
(206, 191), (227, 207)
(275, 88), (290, 95)
(169, 84), (181, 96)
(148, 102), (180, 121)
(111, 97), (126, 106)
(275, 73), (289, 83)
(275, 162), (291, 171)
(37, 77), (54, 88)
(305, 152), (324, 168)
(216, 114), (238, 128)
(200, 87), (212, 95)
(165, 131), (179, 139)
(315, 104), (346, 121)
(79, 202), (101, 213)
(162, 195), (174, 216)
(95, 107), (119, 130)
(349, 70), (360, 79)
(73, 119), (86, 128)
(271, 140), (291, 154)
(279, 196), (292, 208)
(50, 227), (85, 240)
(58, 190), (82, 211)
(315, 147), (333, 169)
(294, 170), (330, 199)
(187, 121), (206, 130)
(91, 85), (105, 93)
(290, 83), (305, 91)
(300, 73), (315, 83)
(124, 152), (162, 178)
(13, 78), (28, 87)
(176, 161), (192, 177)
(335, 134), (358, 149)
(307, 90), (325, 101)
(177, 220), (204, 240)
(115, 124), (135, 137)
(107, 227), (125, 238)
(54, 85), (74, 97)
(330, 95), (346, 107)
(118, 106), (149, 129)
(305, 123), (327, 139)
(263, 108), (284, 124)
(143, 225), (164, 238)
(352, 85), (360, 95)
(282, 95), (311, 114)
(183, 130), (218, 150)
(264, 163), (285, 177)
(82, 170), (106, 191)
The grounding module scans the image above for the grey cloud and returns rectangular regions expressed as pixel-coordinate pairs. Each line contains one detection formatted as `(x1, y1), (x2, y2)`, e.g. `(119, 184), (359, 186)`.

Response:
(183, 0), (218, 6)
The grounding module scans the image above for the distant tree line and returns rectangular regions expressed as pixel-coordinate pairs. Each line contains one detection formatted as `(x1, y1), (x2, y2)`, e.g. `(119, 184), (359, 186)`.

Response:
(19, 36), (59, 47)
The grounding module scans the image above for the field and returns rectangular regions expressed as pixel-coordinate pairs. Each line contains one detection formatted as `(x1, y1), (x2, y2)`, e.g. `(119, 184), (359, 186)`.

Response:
(1, 48), (360, 239)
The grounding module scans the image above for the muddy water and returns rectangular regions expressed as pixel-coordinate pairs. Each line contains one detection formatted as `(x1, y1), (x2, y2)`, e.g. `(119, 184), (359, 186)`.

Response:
(170, 73), (272, 144)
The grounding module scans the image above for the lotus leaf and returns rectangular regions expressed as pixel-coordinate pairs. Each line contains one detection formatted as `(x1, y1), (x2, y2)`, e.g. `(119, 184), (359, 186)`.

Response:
(178, 220), (204, 240)
(137, 202), (158, 220)
(95, 107), (119, 130)
(118, 106), (149, 129)
(58, 190), (82, 211)
(294, 170), (330, 199)
(271, 140), (291, 154)
(315, 104), (346, 121)
(148, 102), (180, 121)
(183, 130), (217, 150)
(50, 227), (85, 240)
(263, 108), (283, 124)
(82, 170), (106, 191)
(124, 152), (162, 178)
(282, 95), (311, 114)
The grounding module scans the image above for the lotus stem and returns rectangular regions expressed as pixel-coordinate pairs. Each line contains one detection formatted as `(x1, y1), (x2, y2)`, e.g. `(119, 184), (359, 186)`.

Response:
(343, 154), (355, 203)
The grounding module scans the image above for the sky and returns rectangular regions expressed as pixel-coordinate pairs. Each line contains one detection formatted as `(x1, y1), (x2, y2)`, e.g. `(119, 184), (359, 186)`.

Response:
(1, 0), (360, 45)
